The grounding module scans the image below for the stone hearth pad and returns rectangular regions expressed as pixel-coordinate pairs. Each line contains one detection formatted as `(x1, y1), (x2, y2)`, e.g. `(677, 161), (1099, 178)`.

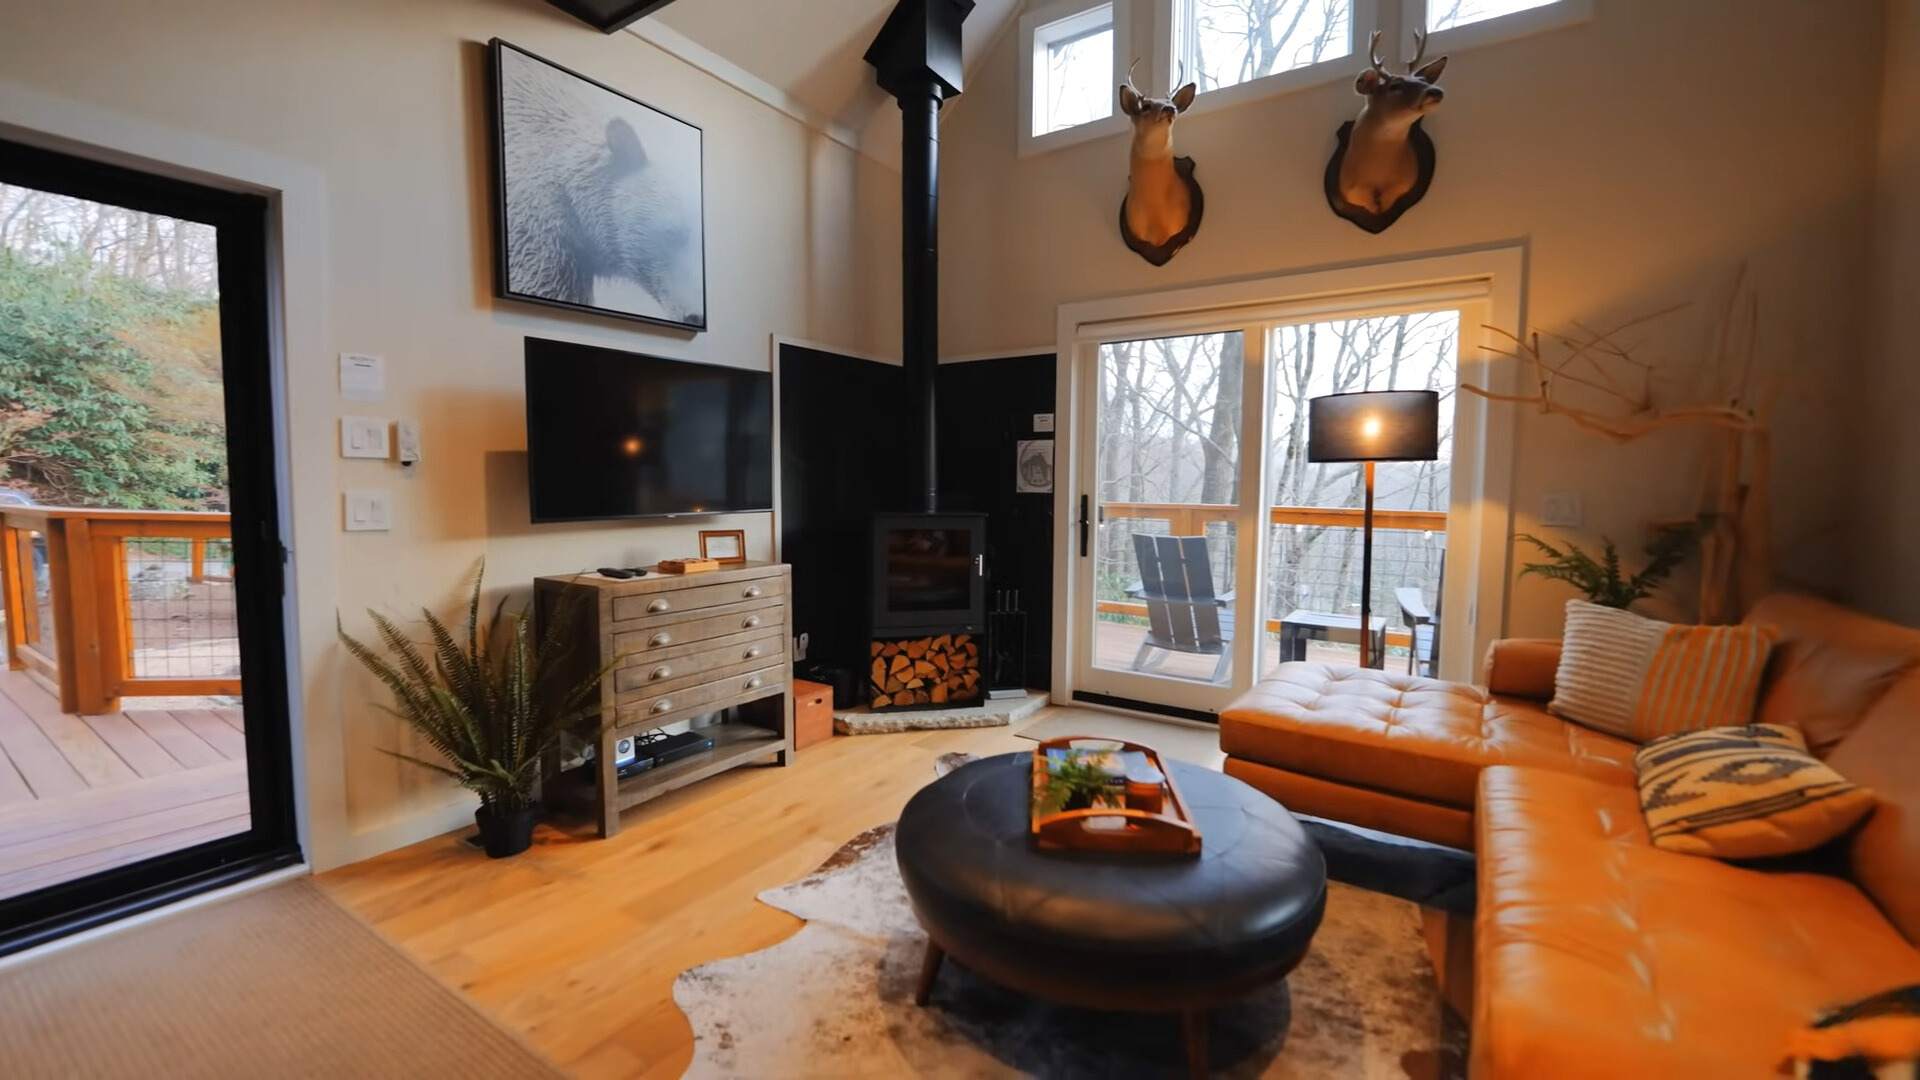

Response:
(832, 691), (1047, 735)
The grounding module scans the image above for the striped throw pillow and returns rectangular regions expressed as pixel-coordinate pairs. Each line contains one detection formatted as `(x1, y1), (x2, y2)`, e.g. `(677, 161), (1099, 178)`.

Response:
(1635, 724), (1876, 858)
(1549, 600), (1775, 741)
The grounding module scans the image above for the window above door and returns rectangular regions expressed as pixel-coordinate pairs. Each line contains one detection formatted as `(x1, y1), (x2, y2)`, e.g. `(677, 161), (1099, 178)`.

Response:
(1016, 0), (1588, 157)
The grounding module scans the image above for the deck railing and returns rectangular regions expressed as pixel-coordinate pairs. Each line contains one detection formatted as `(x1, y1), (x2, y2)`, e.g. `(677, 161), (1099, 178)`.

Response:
(1096, 502), (1446, 650)
(0, 508), (236, 714)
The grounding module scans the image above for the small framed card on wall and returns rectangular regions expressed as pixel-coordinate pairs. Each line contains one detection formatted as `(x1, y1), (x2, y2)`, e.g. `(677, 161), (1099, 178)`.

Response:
(699, 529), (746, 564)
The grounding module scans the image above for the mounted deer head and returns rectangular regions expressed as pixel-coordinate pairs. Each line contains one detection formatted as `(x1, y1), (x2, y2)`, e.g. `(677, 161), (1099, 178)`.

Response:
(1325, 30), (1449, 234)
(1119, 62), (1204, 266)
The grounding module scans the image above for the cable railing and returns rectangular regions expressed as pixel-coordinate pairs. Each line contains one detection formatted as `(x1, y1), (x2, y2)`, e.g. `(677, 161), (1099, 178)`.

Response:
(1095, 502), (1446, 650)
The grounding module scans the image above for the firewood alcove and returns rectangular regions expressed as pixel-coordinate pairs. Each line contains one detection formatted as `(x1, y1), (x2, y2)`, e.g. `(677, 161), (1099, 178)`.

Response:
(870, 633), (983, 709)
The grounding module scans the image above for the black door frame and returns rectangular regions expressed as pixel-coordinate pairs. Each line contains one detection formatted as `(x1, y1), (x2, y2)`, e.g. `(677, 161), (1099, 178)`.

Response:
(0, 137), (302, 956)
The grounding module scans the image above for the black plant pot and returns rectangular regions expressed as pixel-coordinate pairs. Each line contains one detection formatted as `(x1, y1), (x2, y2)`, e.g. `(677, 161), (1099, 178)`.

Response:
(475, 804), (537, 859)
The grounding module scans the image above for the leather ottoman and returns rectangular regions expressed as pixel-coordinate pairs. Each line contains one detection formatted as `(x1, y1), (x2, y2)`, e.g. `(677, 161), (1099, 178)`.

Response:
(895, 753), (1327, 1079)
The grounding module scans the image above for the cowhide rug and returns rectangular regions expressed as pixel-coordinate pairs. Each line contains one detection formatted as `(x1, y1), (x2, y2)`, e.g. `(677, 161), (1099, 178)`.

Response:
(674, 766), (1465, 1078)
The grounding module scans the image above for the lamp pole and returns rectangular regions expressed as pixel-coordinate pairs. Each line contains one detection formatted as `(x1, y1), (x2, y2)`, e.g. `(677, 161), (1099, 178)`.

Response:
(1360, 460), (1375, 670)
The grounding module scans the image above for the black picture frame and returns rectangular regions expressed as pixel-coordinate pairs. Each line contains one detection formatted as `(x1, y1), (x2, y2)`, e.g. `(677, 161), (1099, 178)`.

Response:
(489, 39), (708, 333)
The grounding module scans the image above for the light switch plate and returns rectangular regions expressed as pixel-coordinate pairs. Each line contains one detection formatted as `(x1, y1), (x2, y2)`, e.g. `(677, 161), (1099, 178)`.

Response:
(341, 416), (391, 459)
(344, 490), (392, 532)
(1541, 493), (1583, 528)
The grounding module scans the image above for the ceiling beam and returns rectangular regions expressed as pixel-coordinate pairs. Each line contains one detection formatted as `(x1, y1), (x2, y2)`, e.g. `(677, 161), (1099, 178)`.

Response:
(543, 0), (681, 35)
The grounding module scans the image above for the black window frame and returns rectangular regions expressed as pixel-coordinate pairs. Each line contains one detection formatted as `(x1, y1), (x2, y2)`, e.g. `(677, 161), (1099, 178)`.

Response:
(0, 136), (302, 956)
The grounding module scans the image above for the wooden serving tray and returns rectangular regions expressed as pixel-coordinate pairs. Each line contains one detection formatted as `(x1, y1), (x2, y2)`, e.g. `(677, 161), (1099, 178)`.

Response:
(1029, 736), (1201, 856)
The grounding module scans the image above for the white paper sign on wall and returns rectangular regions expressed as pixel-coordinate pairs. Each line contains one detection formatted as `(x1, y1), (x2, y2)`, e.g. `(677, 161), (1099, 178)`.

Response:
(340, 353), (386, 400)
(1033, 412), (1055, 433)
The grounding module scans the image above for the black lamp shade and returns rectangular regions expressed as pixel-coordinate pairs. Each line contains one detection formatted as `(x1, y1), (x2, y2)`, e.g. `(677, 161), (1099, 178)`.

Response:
(1307, 390), (1440, 463)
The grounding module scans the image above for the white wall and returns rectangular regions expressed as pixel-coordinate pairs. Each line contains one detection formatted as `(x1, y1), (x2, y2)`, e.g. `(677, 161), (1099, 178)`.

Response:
(1857, 0), (1920, 624)
(940, 0), (1884, 636)
(0, 0), (899, 868)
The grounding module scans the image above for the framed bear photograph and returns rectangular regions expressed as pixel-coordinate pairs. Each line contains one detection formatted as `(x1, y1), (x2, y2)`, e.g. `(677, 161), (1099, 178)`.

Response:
(489, 39), (707, 332)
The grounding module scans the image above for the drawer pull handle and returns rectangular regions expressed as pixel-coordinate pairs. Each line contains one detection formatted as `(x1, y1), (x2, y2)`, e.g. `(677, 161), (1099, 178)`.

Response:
(649, 666), (671, 681)
(647, 599), (671, 614)
(652, 698), (672, 715)
(743, 585), (762, 598)
(744, 646), (763, 660)
(649, 632), (671, 647)
(745, 676), (764, 690)
(742, 615), (762, 629)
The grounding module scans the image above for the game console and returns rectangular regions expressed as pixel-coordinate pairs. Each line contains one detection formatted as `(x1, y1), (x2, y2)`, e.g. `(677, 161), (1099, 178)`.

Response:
(636, 730), (713, 767)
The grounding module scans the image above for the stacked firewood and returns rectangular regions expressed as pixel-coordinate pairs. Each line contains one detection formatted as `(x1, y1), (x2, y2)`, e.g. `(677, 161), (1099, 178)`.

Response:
(870, 634), (981, 707)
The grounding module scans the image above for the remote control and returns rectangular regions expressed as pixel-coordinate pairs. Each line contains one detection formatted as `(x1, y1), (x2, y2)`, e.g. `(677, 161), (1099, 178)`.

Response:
(596, 567), (635, 579)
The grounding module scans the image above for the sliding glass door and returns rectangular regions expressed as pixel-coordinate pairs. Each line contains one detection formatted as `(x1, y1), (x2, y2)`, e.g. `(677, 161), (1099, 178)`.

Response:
(1073, 331), (1265, 717)
(1260, 312), (1457, 680)
(1070, 298), (1474, 720)
(0, 138), (299, 955)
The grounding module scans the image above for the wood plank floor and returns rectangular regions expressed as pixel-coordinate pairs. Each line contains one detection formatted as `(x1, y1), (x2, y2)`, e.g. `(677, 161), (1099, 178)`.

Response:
(319, 707), (1172, 1080)
(0, 670), (249, 899)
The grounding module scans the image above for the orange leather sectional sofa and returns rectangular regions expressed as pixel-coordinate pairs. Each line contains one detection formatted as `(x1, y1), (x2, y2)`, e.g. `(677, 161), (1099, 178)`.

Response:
(1220, 593), (1920, 1076)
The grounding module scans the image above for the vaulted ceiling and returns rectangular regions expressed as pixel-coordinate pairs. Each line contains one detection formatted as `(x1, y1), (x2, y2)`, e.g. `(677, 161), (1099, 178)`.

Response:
(646, 0), (1021, 164)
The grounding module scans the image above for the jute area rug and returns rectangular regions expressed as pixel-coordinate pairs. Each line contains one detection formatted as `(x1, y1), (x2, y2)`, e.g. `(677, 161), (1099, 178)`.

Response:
(0, 879), (563, 1079)
(675, 822), (1465, 1078)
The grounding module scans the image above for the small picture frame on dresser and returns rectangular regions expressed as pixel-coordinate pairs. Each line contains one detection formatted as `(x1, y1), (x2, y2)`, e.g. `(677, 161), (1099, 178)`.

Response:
(699, 529), (746, 564)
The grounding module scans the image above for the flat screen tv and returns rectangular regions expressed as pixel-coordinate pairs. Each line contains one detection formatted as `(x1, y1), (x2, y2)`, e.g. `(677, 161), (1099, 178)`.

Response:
(524, 337), (772, 522)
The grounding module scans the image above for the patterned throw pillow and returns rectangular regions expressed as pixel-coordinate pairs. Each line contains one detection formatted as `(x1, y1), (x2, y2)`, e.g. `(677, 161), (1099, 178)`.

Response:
(1635, 724), (1876, 859)
(1549, 600), (1776, 741)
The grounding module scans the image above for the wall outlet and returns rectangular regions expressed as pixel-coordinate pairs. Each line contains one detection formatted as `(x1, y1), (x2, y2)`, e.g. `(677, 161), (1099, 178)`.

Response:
(344, 490), (392, 531)
(1540, 493), (1583, 528)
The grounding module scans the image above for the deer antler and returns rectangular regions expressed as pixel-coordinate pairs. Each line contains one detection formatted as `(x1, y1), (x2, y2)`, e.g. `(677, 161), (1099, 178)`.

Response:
(1126, 57), (1142, 94)
(1406, 28), (1429, 72)
(1367, 30), (1387, 72)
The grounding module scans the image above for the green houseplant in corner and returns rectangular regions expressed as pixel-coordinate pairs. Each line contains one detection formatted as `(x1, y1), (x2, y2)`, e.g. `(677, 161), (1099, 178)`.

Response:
(1517, 524), (1699, 611)
(338, 563), (613, 858)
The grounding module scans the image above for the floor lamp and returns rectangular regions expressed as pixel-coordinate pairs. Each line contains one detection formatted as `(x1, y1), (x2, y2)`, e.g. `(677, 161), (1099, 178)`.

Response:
(1306, 390), (1440, 670)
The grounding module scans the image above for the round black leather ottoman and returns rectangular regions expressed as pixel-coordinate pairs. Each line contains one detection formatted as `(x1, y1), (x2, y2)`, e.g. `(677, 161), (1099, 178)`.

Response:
(895, 752), (1327, 1078)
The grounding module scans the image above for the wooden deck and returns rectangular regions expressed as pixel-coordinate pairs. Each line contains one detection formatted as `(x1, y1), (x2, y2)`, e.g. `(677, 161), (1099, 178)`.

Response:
(0, 669), (249, 900)
(1092, 619), (1397, 684)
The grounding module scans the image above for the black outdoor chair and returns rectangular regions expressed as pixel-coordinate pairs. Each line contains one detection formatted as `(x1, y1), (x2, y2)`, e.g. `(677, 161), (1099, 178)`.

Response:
(1395, 552), (1445, 677)
(1125, 533), (1234, 684)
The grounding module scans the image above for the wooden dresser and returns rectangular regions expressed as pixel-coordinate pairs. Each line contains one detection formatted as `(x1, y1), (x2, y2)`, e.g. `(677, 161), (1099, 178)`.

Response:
(536, 562), (793, 837)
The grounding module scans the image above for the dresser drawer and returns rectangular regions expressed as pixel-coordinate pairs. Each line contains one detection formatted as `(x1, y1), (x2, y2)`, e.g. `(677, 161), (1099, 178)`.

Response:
(614, 603), (784, 655)
(612, 576), (785, 622)
(614, 631), (785, 694)
(612, 663), (787, 728)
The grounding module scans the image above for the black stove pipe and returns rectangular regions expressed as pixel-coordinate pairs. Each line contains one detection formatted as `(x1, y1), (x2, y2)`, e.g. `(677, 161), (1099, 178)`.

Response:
(900, 80), (941, 515)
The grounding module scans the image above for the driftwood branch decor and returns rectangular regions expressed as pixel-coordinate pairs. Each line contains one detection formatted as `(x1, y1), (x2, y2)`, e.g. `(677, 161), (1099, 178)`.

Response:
(1326, 30), (1447, 234)
(1119, 67), (1203, 266)
(1462, 269), (1777, 622)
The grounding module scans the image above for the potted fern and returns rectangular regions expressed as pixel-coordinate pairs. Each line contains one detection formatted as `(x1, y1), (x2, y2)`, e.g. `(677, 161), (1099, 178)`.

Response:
(1516, 524), (1698, 610)
(1034, 750), (1125, 814)
(338, 564), (612, 858)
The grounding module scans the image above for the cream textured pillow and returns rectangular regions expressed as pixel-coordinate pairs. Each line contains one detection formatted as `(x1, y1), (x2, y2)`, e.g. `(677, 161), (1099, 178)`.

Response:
(1549, 600), (1775, 742)
(1635, 723), (1876, 859)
